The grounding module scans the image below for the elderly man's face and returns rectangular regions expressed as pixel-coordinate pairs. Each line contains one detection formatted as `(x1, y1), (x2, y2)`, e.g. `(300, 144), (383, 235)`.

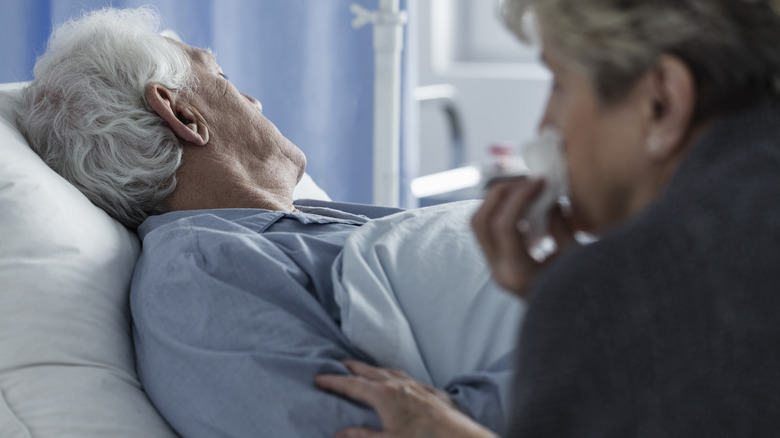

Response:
(169, 39), (306, 181)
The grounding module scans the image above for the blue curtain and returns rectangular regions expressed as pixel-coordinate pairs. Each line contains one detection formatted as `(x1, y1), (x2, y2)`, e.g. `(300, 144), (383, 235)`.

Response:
(0, 0), (417, 206)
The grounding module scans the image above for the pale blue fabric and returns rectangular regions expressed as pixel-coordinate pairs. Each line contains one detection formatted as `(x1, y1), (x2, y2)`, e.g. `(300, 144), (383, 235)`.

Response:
(131, 199), (513, 437)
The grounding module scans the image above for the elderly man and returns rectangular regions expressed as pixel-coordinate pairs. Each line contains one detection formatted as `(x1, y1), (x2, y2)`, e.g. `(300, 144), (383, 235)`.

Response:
(17, 7), (514, 438)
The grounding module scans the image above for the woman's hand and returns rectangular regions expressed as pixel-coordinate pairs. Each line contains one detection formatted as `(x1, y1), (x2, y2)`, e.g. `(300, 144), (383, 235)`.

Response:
(471, 177), (577, 299)
(315, 361), (496, 438)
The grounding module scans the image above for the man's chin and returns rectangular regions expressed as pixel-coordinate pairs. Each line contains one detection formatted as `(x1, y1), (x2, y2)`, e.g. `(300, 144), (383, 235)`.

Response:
(294, 148), (307, 182)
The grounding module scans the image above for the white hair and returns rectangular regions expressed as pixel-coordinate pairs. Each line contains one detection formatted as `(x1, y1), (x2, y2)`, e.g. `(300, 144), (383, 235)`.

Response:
(17, 7), (194, 228)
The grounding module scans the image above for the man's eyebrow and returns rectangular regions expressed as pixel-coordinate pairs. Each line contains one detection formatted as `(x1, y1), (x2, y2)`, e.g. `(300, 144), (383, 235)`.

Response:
(201, 48), (218, 64)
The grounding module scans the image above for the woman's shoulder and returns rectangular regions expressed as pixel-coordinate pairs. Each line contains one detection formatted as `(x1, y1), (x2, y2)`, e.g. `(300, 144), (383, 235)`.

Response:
(528, 221), (656, 295)
(522, 209), (692, 331)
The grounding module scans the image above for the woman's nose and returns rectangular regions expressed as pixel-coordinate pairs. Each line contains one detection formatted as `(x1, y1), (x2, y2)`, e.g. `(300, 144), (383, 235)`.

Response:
(537, 104), (553, 133)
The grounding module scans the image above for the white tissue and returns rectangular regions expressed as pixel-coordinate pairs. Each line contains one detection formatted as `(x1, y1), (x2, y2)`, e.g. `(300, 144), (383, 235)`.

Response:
(520, 128), (569, 244)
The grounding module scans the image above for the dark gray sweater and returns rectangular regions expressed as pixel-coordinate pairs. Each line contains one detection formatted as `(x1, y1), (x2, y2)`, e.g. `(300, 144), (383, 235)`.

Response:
(507, 101), (780, 437)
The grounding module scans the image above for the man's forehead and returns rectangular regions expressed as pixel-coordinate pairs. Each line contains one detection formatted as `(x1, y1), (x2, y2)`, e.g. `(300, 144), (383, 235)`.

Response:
(197, 48), (217, 64)
(164, 37), (216, 64)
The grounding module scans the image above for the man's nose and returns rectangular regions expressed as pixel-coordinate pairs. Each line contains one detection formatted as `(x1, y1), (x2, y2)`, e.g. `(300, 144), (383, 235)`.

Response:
(243, 93), (262, 112)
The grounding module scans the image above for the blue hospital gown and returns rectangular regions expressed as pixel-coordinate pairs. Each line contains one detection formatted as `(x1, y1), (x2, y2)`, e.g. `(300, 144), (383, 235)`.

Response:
(131, 200), (514, 438)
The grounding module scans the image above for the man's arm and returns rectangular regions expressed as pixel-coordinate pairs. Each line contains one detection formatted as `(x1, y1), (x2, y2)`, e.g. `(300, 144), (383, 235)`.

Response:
(131, 217), (382, 437)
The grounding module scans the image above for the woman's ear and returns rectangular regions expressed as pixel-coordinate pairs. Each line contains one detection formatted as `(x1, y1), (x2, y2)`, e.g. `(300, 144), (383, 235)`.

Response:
(644, 55), (696, 160)
(144, 83), (209, 146)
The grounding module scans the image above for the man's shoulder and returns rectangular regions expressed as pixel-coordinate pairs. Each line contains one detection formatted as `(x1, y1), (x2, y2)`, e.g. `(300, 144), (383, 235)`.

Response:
(137, 208), (284, 239)
(137, 201), (401, 236)
(131, 209), (289, 289)
(131, 204), (370, 286)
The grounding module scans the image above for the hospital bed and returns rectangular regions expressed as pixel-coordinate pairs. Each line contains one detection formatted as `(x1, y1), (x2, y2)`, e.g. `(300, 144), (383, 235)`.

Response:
(0, 76), (522, 436)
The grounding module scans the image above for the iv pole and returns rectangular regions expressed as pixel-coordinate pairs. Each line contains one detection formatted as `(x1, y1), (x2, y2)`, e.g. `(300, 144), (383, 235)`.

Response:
(351, 0), (408, 207)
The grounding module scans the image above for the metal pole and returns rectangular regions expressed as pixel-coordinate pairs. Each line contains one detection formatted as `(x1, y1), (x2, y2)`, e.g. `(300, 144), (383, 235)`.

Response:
(351, 1), (408, 207)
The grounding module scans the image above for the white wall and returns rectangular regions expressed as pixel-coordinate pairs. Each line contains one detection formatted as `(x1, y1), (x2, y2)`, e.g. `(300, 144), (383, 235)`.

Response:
(414, 0), (551, 177)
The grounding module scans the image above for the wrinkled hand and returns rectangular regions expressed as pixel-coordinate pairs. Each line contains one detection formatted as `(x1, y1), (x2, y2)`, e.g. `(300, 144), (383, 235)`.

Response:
(315, 361), (496, 438)
(471, 177), (577, 298)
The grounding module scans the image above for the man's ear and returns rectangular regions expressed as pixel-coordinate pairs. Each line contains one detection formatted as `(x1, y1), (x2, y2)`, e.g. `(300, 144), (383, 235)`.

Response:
(643, 55), (696, 160)
(144, 83), (209, 146)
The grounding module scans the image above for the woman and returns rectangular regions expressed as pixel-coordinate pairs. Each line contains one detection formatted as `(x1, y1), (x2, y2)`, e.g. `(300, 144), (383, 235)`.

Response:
(316, 0), (780, 436)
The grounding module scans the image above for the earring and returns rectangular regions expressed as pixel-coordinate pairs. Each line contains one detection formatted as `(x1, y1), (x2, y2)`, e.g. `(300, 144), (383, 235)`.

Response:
(647, 135), (663, 154)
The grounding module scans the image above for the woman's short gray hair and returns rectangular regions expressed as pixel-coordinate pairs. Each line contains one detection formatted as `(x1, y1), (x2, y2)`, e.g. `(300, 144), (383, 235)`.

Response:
(17, 7), (194, 228)
(503, 0), (780, 123)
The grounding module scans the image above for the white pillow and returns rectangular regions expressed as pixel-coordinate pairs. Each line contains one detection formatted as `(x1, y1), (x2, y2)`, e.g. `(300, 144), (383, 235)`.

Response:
(0, 82), (178, 437)
(294, 171), (332, 201)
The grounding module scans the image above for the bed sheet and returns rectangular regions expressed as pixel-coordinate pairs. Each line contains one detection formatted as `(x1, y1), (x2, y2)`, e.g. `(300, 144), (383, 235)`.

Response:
(333, 200), (526, 387)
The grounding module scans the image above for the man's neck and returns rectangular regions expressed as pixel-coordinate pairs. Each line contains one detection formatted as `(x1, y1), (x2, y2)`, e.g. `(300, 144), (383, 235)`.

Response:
(165, 184), (297, 213)
(164, 143), (301, 213)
